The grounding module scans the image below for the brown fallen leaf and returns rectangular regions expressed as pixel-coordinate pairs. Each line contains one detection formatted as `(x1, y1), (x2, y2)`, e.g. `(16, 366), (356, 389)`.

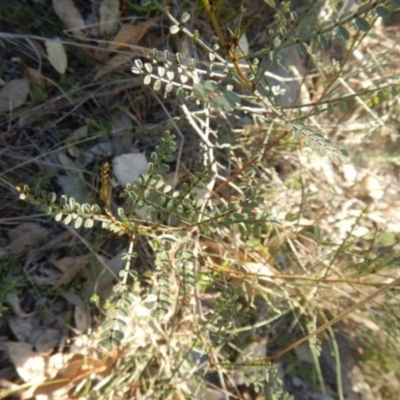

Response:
(52, 0), (86, 37)
(4, 342), (104, 399)
(32, 328), (63, 354)
(0, 222), (48, 256)
(39, 230), (74, 252)
(5, 293), (34, 318)
(109, 23), (152, 50)
(7, 317), (35, 343)
(23, 66), (48, 88)
(51, 254), (92, 288)
(0, 79), (30, 115)
(94, 22), (152, 80)
(62, 354), (106, 383)
(7, 316), (63, 353)
(65, 125), (88, 158)
(60, 291), (90, 332)
(94, 51), (135, 80)
(45, 39), (68, 75)
(353, 173), (384, 201)
(88, 251), (125, 299)
(32, 351), (119, 397)
(4, 342), (66, 384)
(99, 0), (121, 36)
(56, 150), (89, 202)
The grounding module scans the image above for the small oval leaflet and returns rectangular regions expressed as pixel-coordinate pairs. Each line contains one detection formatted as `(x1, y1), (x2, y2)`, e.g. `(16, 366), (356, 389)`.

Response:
(355, 17), (370, 32)
(336, 25), (350, 41)
(157, 66), (166, 77)
(153, 80), (162, 91)
(74, 216), (83, 229)
(170, 25), (180, 35)
(84, 219), (94, 229)
(375, 5), (390, 18)
(144, 63), (153, 73)
(144, 75), (152, 85)
(181, 12), (190, 23)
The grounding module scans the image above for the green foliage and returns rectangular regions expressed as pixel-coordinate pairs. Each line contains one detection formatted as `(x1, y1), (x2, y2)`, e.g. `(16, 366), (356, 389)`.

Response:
(0, 256), (21, 316)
